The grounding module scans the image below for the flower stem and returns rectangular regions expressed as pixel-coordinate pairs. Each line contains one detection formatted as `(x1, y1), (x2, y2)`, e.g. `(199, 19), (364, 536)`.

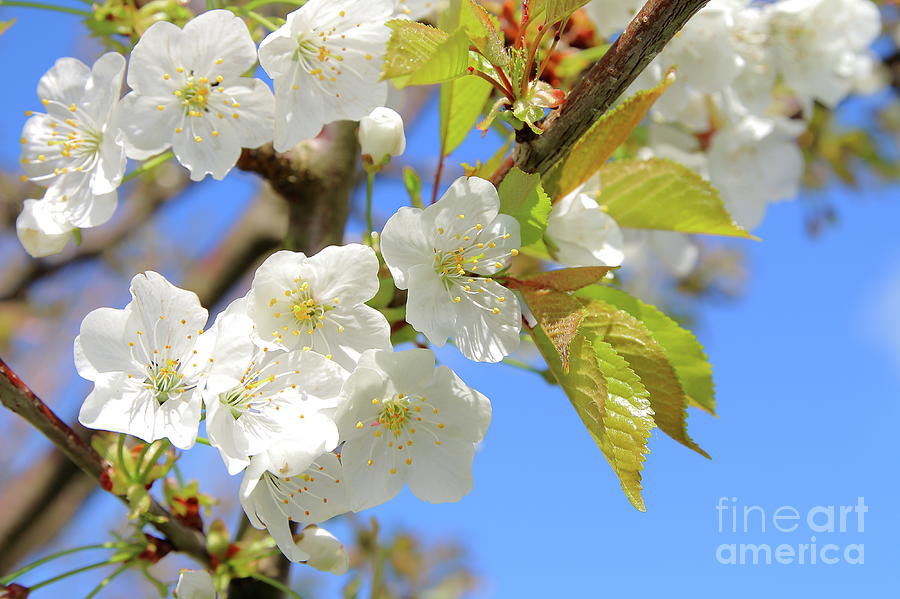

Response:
(27, 560), (111, 591)
(248, 573), (305, 599)
(0, 1), (91, 16)
(195, 436), (212, 446)
(0, 544), (115, 585)
(117, 433), (133, 481)
(122, 151), (174, 183)
(502, 357), (546, 377)
(138, 439), (169, 480)
(84, 562), (130, 599)
(365, 171), (376, 244)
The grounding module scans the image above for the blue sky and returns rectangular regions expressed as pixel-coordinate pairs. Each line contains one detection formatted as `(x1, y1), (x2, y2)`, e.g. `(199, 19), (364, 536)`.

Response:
(2, 6), (899, 597)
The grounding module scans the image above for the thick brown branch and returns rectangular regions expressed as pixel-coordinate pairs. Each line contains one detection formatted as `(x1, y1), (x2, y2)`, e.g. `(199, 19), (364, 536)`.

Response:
(237, 121), (360, 253)
(512, 0), (711, 175)
(0, 358), (211, 567)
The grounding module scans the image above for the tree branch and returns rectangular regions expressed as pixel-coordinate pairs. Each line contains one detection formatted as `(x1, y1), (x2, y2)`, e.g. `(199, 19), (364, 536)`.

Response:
(0, 358), (211, 567)
(511, 0), (711, 176)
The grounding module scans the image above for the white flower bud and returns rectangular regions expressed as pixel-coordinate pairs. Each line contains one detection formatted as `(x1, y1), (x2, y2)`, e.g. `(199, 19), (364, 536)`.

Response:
(174, 569), (215, 599)
(545, 182), (625, 268)
(16, 199), (73, 258)
(297, 525), (349, 575)
(359, 107), (406, 165)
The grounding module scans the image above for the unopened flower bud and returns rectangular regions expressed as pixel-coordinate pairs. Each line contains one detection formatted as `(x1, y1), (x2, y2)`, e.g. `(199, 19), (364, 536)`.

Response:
(16, 199), (72, 258)
(297, 525), (349, 575)
(359, 107), (406, 167)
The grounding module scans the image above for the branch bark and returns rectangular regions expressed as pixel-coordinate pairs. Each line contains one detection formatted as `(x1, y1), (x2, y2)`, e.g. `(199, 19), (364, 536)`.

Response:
(0, 358), (211, 566)
(511, 0), (711, 176)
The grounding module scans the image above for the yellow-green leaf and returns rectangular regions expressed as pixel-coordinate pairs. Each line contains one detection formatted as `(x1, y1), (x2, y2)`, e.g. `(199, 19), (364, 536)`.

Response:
(579, 298), (709, 458)
(520, 286), (583, 369)
(459, 0), (508, 66)
(542, 71), (675, 198)
(533, 329), (653, 510)
(529, 0), (592, 26)
(496, 166), (552, 246)
(518, 266), (614, 292)
(598, 157), (756, 239)
(577, 285), (716, 415)
(383, 21), (471, 87)
(440, 74), (493, 157)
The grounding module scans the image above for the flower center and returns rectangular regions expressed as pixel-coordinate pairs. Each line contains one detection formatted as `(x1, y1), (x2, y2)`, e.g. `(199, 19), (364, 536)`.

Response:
(145, 358), (185, 404)
(377, 394), (412, 437)
(219, 374), (275, 420)
(174, 74), (222, 116)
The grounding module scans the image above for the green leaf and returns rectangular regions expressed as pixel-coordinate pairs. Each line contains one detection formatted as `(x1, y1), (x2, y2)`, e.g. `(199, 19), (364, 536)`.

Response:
(598, 158), (755, 239)
(496, 166), (552, 246)
(439, 74), (493, 157)
(529, 0), (592, 26)
(532, 329), (653, 510)
(577, 285), (716, 415)
(403, 166), (423, 208)
(516, 266), (615, 292)
(459, 0), (508, 66)
(383, 20), (471, 87)
(578, 298), (709, 458)
(520, 286), (583, 370)
(542, 71), (674, 198)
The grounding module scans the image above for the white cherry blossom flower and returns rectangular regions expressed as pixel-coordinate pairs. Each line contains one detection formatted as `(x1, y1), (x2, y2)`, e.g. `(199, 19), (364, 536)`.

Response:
(584, 0), (645, 39)
(546, 178), (624, 268)
(296, 525), (349, 575)
(204, 298), (348, 474)
(337, 349), (492, 511)
(175, 570), (216, 599)
(119, 10), (274, 181)
(358, 107), (406, 166)
(381, 176), (522, 363)
(15, 199), (74, 258)
(257, 0), (393, 152)
(18, 52), (127, 254)
(75, 271), (213, 449)
(240, 450), (349, 562)
(394, 0), (448, 20)
(707, 115), (804, 230)
(246, 244), (391, 370)
(768, 0), (881, 107)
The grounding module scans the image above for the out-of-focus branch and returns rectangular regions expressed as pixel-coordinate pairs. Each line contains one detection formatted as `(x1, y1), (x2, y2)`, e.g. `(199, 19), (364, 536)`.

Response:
(509, 0), (711, 177)
(0, 165), (189, 301)
(237, 121), (360, 253)
(0, 424), (98, 573)
(0, 360), (211, 567)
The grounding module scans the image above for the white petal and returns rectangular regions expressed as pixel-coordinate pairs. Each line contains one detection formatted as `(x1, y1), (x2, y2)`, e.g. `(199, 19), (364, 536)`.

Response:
(181, 10), (257, 77)
(305, 244), (380, 305)
(171, 113), (241, 181)
(37, 57), (90, 104)
(118, 92), (178, 160)
(407, 436), (475, 503)
(125, 20), (184, 94)
(404, 264), (456, 347)
(342, 431), (403, 511)
(380, 206), (430, 289)
(219, 79), (275, 149)
(452, 279), (521, 363)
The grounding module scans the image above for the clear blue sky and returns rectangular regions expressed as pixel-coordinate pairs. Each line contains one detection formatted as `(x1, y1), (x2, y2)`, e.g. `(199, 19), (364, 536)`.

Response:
(2, 6), (899, 597)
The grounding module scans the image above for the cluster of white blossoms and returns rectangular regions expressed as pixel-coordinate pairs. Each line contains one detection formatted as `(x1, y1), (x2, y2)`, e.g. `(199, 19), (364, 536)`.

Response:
(16, 0), (417, 258)
(586, 0), (882, 231)
(75, 224), (501, 568)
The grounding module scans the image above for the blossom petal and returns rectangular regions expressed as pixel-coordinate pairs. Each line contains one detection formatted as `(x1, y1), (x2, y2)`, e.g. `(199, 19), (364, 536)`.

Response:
(380, 206), (430, 289)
